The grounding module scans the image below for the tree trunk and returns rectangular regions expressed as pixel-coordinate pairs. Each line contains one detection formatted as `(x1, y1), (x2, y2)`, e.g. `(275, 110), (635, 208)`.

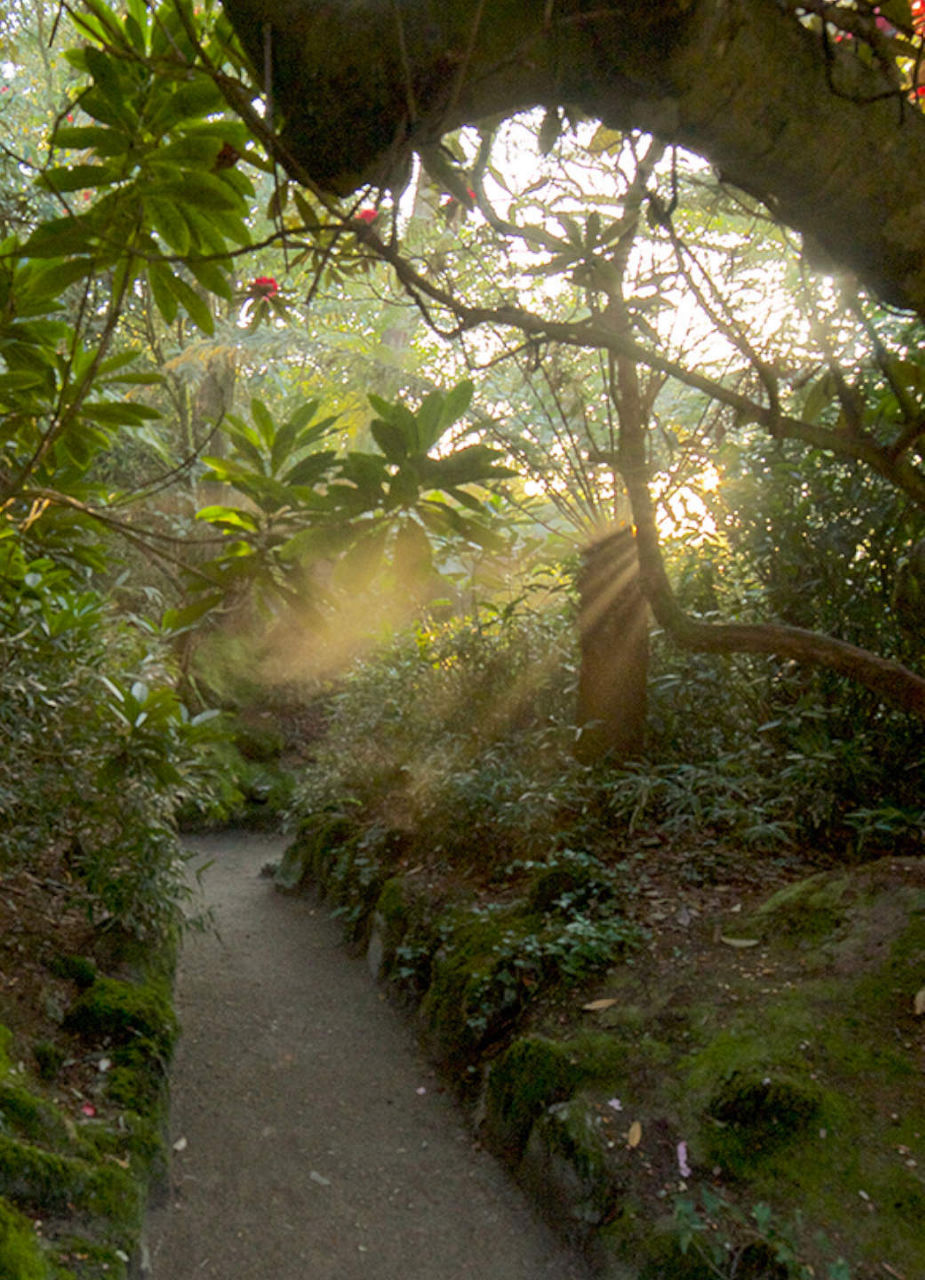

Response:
(223, 0), (925, 319)
(576, 527), (649, 762)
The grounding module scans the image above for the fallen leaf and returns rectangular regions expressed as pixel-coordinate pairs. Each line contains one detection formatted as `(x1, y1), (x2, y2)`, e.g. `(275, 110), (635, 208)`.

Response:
(913, 987), (925, 1016)
(582, 998), (617, 1011)
(720, 936), (760, 948)
(626, 1120), (642, 1148)
(172, 1136), (187, 1152)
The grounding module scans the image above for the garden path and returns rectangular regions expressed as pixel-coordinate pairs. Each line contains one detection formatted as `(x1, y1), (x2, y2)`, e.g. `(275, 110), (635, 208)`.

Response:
(141, 831), (592, 1280)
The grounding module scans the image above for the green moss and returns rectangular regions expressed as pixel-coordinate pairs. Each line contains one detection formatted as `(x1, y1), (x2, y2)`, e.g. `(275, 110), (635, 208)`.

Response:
(275, 814), (355, 891)
(0, 1134), (138, 1223)
(0, 1085), (71, 1148)
(705, 1071), (822, 1173)
(47, 955), (97, 990)
(527, 1097), (615, 1224)
(0, 1026), (13, 1076)
(33, 1043), (66, 1083)
(0, 1196), (48, 1280)
(748, 871), (853, 943)
(419, 907), (517, 1061)
(485, 1036), (586, 1155)
(62, 978), (176, 1059)
(50, 1236), (130, 1280)
(375, 876), (410, 947)
(104, 1050), (166, 1111)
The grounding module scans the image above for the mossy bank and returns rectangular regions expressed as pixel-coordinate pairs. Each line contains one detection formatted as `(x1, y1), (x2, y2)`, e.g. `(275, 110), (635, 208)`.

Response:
(0, 937), (177, 1280)
(279, 819), (925, 1280)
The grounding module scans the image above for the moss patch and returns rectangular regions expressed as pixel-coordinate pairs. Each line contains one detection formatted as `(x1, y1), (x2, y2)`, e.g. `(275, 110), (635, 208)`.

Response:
(484, 1036), (586, 1156)
(63, 977), (176, 1059)
(0, 1085), (72, 1149)
(0, 1196), (48, 1280)
(0, 929), (177, 1277)
(0, 1134), (138, 1222)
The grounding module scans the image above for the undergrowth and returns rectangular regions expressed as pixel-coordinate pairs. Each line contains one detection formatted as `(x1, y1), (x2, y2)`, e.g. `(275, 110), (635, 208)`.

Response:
(289, 600), (923, 871)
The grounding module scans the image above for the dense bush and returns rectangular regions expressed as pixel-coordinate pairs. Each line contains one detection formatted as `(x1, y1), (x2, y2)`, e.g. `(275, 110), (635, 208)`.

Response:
(0, 543), (223, 938)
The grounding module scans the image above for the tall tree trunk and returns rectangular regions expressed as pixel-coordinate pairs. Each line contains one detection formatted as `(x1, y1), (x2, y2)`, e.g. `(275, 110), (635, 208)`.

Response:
(576, 527), (648, 763)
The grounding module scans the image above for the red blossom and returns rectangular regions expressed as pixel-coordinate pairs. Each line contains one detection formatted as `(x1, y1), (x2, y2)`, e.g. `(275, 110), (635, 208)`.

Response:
(354, 208), (379, 224)
(251, 276), (278, 297)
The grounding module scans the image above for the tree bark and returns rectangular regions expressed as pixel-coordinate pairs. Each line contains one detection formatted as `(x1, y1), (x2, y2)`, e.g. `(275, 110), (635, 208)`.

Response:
(223, 0), (925, 318)
(576, 527), (649, 763)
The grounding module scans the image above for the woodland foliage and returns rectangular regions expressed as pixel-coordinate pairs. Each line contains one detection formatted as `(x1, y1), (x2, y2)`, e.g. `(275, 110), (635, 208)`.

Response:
(0, 0), (922, 941)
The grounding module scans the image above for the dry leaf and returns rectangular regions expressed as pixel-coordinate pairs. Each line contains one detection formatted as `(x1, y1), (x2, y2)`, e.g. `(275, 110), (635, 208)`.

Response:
(626, 1120), (642, 1148)
(172, 1136), (187, 1152)
(720, 936), (760, 948)
(583, 998), (617, 1011)
(913, 987), (925, 1016)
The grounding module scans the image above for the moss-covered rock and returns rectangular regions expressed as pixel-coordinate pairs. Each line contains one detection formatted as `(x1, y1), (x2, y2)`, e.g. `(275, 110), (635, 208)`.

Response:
(521, 1097), (617, 1232)
(62, 977), (176, 1059)
(274, 814), (356, 892)
(484, 1036), (586, 1156)
(419, 906), (524, 1063)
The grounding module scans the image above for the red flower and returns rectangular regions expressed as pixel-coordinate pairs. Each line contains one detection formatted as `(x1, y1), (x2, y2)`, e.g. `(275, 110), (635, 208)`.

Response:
(251, 276), (278, 297)
(354, 208), (379, 224)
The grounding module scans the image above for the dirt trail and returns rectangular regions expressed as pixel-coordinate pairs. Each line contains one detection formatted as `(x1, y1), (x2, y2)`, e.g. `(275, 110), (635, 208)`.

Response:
(142, 832), (592, 1280)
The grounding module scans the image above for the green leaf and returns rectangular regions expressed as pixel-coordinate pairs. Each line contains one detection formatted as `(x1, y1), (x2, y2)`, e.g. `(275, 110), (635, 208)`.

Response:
(414, 391), (446, 453)
(339, 451), (388, 505)
(250, 398), (276, 448)
(287, 398), (322, 432)
(436, 378), (473, 434)
(80, 401), (161, 426)
(147, 199), (192, 255)
(39, 164), (118, 195)
(166, 274), (215, 334)
(333, 521), (390, 590)
(186, 256), (233, 300)
(155, 172), (242, 213)
(162, 595), (221, 630)
(146, 262), (178, 325)
(195, 505), (260, 531)
(52, 124), (130, 155)
(370, 419), (408, 462)
(28, 259), (93, 297)
(283, 450), (337, 487)
(23, 217), (96, 259)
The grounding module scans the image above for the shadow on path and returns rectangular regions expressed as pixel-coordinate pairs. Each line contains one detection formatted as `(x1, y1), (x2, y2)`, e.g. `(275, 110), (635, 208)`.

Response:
(142, 832), (593, 1280)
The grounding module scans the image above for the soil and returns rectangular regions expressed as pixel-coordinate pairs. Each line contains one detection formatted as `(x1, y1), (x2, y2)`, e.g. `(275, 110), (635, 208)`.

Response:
(141, 831), (593, 1280)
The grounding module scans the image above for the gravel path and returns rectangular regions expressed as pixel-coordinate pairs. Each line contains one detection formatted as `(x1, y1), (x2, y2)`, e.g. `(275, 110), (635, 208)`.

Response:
(142, 831), (592, 1280)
